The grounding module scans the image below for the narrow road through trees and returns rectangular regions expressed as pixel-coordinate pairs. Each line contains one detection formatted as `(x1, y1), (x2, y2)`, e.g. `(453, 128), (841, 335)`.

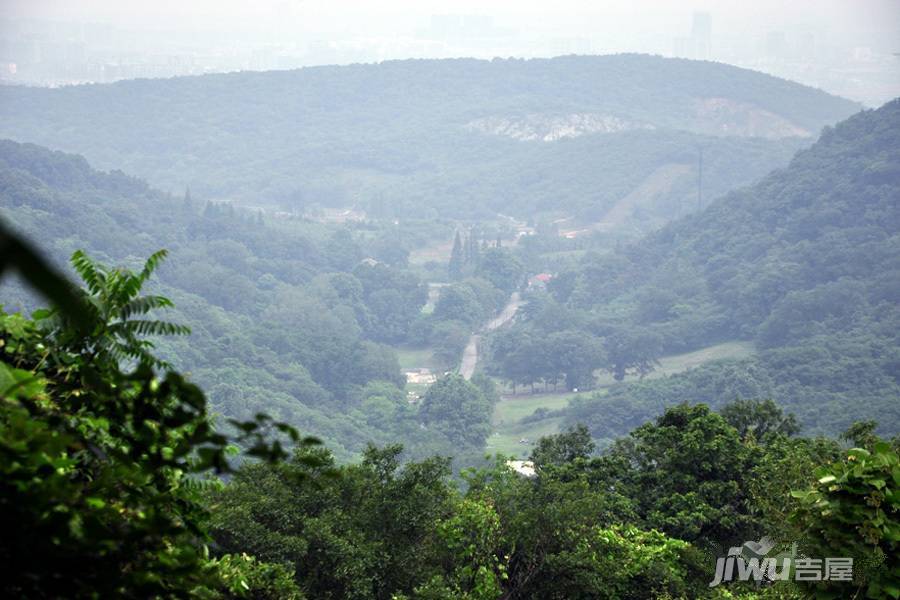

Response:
(460, 291), (522, 380)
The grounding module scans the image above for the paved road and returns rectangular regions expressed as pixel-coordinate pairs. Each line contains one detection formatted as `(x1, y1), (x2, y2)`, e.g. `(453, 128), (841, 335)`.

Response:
(460, 292), (522, 380)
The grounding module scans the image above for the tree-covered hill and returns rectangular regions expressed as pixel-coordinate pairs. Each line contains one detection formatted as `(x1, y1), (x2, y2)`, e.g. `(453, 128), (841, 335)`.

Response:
(0, 54), (858, 221)
(0, 139), (502, 462)
(495, 99), (900, 438)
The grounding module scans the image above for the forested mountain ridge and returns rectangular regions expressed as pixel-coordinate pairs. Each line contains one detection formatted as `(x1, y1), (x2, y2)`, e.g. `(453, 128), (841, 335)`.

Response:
(597, 97), (900, 340)
(510, 98), (900, 440)
(0, 54), (858, 221)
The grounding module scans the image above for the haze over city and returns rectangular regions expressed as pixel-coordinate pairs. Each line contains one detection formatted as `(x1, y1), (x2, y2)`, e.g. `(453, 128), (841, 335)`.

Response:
(2, 0), (899, 106)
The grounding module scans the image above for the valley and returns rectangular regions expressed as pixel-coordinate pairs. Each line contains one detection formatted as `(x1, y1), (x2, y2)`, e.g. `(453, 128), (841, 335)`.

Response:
(1, 45), (897, 600)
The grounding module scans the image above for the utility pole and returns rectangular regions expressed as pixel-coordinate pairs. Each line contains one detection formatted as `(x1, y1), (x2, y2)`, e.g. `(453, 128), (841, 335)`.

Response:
(697, 146), (703, 211)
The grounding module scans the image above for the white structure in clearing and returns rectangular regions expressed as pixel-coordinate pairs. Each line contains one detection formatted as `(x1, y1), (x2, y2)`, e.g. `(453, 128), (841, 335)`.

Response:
(505, 459), (536, 478)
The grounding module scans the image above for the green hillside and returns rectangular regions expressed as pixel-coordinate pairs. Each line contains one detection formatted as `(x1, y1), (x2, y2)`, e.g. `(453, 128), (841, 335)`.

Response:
(491, 99), (900, 438)
(0, 139), (492, 461)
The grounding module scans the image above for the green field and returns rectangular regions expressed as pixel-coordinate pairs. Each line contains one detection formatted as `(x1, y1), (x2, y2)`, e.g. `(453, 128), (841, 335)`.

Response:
(487, 390), (582, 457)
(397, 340), (757, 457)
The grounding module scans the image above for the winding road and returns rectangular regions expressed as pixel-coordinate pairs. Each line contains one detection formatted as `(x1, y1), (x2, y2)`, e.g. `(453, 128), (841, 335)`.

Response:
(460, 292), (523, 380)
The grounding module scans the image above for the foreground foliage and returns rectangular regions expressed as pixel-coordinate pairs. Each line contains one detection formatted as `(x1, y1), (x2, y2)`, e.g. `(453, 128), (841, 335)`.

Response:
(0, 241), (313, 598)
(209, 398), (898, 598)
(792, 441), (900, 599)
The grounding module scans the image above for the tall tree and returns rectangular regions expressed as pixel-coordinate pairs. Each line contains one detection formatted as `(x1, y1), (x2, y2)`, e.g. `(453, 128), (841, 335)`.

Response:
(604, 328), (662, 381)
(600, 403), (757, 544)
(419, 374), (492, 449)
(182, 185), (193, 213)
(477, 248), (524, 293)
(530, 424), (595, 468)
(448, 231), (463, 280)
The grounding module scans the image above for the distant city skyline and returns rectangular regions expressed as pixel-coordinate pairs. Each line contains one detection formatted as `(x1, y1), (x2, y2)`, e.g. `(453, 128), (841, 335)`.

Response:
(1, 1), (899, 106)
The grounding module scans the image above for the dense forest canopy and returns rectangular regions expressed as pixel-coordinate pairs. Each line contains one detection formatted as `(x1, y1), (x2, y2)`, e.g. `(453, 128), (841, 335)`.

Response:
(0, 54), (858, 221)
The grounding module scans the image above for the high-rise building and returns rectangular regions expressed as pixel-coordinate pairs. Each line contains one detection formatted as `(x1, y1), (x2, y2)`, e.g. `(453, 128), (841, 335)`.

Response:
(691, 12), (712, 60)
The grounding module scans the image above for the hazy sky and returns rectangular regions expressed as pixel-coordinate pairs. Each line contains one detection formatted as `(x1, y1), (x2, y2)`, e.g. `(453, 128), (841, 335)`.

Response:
(3, 0), (899, 52)
(2, 0), (899, 106)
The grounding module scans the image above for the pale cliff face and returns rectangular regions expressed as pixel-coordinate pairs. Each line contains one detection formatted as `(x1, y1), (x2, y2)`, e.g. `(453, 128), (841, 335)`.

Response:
(465, 99), (810, 143)
(464, 113), (654, 141)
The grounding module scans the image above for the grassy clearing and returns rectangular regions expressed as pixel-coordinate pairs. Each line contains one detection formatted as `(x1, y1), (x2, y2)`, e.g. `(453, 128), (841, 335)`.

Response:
(398, 340), (754, 456)
(394, 346), (440, 371)
(488, 390), (582, 457)
(486, 417), (566, 458)
(492, 391), (580, 426)
(657, 340), (755, 372)
(593, 340), (756, 386)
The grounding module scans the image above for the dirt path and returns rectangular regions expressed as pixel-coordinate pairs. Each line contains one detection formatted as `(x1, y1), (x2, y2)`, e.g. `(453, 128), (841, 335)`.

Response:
(460, 292), (522, 380)
(459, 335), (481, 381)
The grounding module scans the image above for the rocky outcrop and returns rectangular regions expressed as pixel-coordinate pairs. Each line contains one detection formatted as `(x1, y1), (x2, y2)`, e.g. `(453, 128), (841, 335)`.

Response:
(464, 113), (654, 141)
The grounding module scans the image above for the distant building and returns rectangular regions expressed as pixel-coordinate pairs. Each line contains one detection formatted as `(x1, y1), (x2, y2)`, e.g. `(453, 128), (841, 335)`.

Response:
(528, 272), (553, 289)
(692, 12), (712, 58)
(674, 12), (712, 60)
